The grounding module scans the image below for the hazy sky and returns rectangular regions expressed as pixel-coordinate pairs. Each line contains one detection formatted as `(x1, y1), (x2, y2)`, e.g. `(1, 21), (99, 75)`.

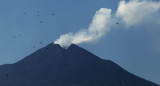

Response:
(0, 0), (160, 84)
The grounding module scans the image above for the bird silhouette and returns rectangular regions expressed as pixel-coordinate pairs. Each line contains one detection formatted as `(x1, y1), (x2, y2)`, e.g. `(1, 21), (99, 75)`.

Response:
(40, 21), (43, 23)
(52, 13), (55, 15)
(40, 42), (43, 44)
(5, 74), (8, 77)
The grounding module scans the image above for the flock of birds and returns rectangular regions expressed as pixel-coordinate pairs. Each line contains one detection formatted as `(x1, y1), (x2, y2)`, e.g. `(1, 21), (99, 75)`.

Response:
(23, 11), (55, 23)
(5, 11), (55, 77)
(12, 11), (55, 50)
(12, 32), (45, 49)
(12, 10), (119, 50)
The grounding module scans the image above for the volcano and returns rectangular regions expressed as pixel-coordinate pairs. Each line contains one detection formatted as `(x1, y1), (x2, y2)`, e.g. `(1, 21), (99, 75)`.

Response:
(0, 43), (159, 86)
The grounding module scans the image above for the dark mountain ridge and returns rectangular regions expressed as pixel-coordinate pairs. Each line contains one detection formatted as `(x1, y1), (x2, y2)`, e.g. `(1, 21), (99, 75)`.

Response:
(0, 43), (159, 86)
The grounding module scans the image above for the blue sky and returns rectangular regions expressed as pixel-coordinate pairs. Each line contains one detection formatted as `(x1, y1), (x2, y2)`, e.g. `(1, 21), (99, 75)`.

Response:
(0, 0), (160, 84)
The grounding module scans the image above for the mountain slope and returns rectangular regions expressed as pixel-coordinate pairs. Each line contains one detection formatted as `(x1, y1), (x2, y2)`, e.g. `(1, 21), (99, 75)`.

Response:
(0, 43), (159, 86)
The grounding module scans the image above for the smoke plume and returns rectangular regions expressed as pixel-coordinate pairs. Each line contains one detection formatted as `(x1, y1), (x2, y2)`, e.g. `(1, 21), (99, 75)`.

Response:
(54, 0), (160, 48)
(116, 0), (160, 27)
(54, 8), (112, 48)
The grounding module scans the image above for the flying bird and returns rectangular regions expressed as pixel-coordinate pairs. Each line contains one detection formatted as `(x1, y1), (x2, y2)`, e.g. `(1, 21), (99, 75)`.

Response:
(40, 21), (43, 23)
(5, 74), (8, 77)
(51, 13), (55, 15)
(13, 35), (16, 38)
(40, 42), (43, 44)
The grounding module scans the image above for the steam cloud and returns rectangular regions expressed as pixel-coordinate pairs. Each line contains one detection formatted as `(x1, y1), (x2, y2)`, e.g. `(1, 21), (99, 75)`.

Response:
(54, 8), (112, 48)
(116, 0), (160, 27)
(54, 0), (160, 48)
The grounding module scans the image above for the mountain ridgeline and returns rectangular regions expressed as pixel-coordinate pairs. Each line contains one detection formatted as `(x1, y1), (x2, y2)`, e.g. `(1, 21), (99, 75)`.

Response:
(0, 43), (159, 86)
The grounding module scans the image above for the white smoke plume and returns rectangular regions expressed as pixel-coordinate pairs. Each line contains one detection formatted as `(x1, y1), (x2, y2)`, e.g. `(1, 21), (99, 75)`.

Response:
(54, 0), (160, 48)
(54, 8), (112, 48)
(116, 0), (160, 27)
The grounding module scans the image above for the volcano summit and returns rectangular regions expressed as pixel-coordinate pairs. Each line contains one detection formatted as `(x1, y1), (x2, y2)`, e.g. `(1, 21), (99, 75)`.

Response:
(0, 43), (159, 86)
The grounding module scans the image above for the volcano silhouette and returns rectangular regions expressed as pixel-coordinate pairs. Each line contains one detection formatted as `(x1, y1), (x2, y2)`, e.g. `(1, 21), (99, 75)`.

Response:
(0, 43), (159, 86)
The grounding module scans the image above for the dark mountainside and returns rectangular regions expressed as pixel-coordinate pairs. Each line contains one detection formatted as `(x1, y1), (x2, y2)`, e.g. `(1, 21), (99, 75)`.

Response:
(0, 43), (159, 86)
